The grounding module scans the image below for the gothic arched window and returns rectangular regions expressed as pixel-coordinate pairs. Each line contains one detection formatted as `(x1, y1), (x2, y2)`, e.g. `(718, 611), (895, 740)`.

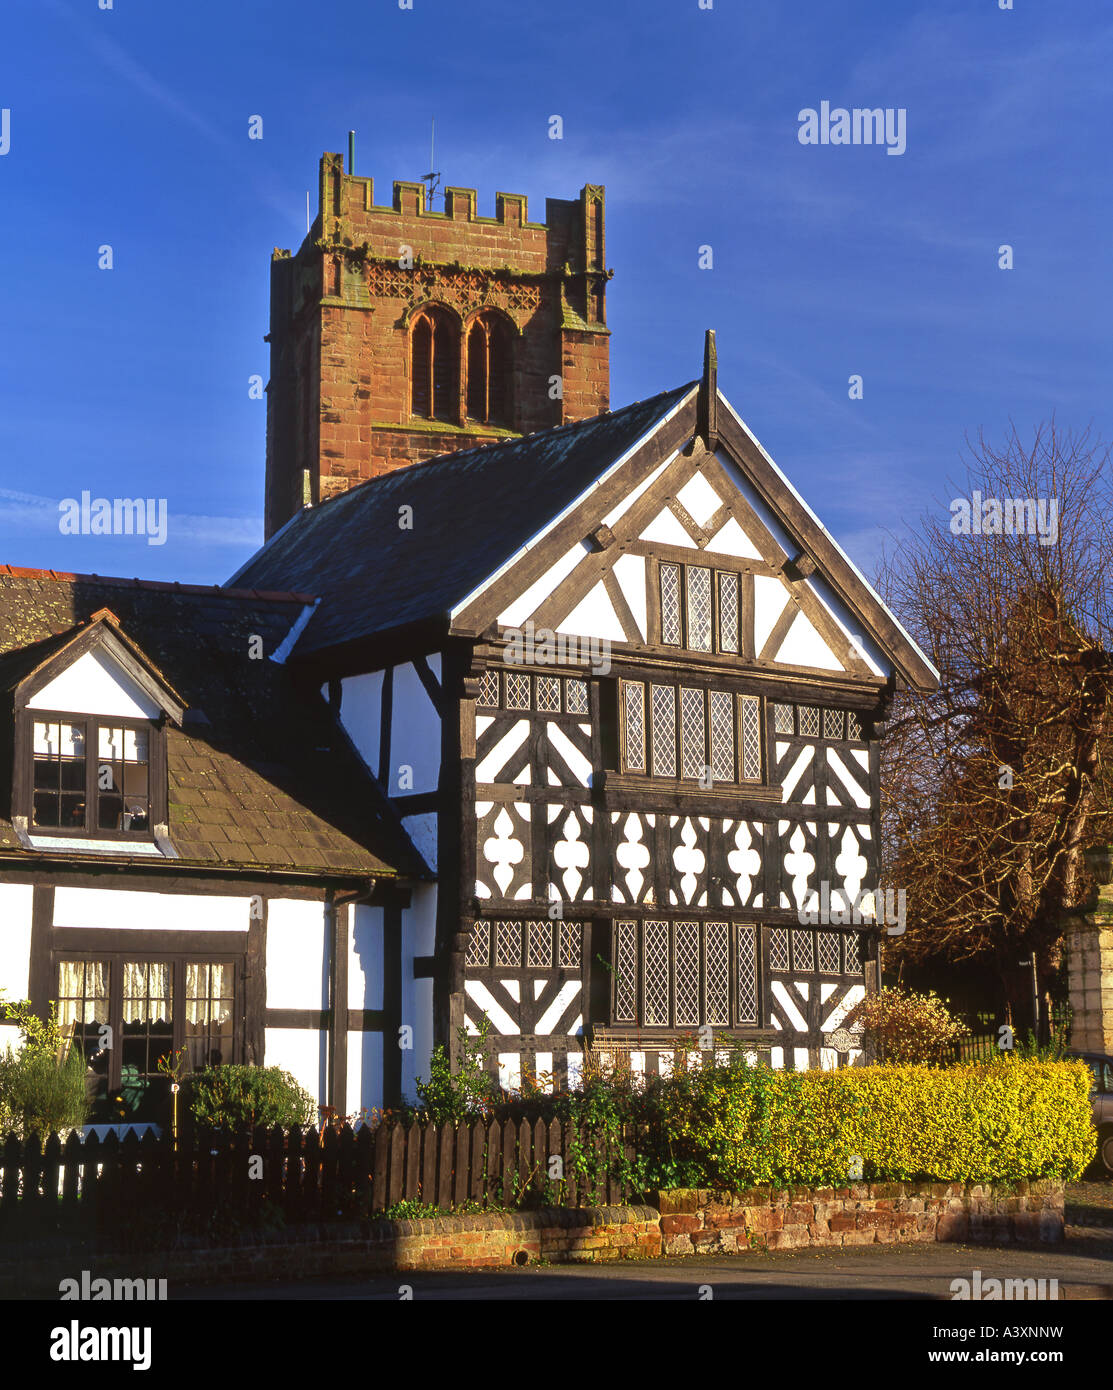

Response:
(466, 313), (513, 427)
(411, 308), (458, 422)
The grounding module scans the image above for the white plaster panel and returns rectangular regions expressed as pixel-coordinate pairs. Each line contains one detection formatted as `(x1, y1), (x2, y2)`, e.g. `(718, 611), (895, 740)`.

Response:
(705, 514), (763, 560)
(753, 575), (790, 654)
(556, 582), (627, 643)
(774, 610), (844, 671)
(265, 899), (328, 1010)
(601, 453), (674, 529)
(339, 670), (384, 775)
(639, 507), (695, 548)
(675, 471), (723, 527)
(264, 1028), (326, 1107)
(611, 553), (647, 640)
(498, 1053), (522, 1092)
(348, 904), (384, 1011)
(347, 1030), (383, 1118)
(53, 887), (250, 932)
(475, 720), (530, 785)
(0, 884), (34, 1000)
(391, 661), (441, 795)
(499, 542), (589, 628)
(400, 884), (436, 1102)
(28, 649), (160, 720)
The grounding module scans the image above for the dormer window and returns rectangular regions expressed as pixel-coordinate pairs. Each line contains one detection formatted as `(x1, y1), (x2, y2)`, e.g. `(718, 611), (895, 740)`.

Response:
(11, 609), (184, 849)
(31, 716), (151, 834)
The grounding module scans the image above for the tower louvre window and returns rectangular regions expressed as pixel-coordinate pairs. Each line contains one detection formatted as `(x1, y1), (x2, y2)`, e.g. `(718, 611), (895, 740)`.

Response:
(411, 308), (458, 422)
(466, 312), (513, 427)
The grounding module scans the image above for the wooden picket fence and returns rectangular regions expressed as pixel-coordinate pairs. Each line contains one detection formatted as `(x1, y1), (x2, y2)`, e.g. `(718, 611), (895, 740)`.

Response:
(0, 1116), (643, 1247)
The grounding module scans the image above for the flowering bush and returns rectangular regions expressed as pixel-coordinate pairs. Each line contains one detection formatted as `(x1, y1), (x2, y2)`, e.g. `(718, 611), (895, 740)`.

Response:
(845, 986), (969, 1063)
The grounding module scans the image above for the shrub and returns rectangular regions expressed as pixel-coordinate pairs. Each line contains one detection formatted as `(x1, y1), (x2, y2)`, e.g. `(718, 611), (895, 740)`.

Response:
(0, 997), (90, 1140)
(635, 1054), (1095, 1188)
(845, 986), (969, 1062)
(415, 1021), (499, 1121)
(186, 1064), (316, 1131)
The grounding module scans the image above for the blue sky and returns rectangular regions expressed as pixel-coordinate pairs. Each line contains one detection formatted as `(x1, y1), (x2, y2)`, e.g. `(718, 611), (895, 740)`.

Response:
(0, 0), (1109, 585)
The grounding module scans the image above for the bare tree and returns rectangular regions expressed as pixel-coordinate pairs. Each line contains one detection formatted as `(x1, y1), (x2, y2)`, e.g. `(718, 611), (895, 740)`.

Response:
(877, 421), (1113, 1034)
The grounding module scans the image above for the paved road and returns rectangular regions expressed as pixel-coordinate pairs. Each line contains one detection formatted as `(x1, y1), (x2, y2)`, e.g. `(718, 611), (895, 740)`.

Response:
(180, 1231), (1113, 1301)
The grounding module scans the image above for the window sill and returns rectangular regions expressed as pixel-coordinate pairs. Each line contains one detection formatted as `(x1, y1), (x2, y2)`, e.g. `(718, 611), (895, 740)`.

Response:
(23, 833), (174, 859)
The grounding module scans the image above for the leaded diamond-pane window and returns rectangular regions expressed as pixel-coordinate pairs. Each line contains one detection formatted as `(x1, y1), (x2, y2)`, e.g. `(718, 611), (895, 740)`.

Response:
(495, 919), (521, 967)
(736, 925), (758, 1024)
(798, 705), (820, 738)
(466, 923), (489, 967)
(718, 571), (739, 653)
(559, 920), (581, 969)
(739, 694), (762, 781)
(705, 921), (730, 1026)
(535, 675), (562, 713)
(614, 921), (638, 1022)
(685, 566), (713, 653)
(674, 921), (701, 1027)
(769, 927), (790, 972)
(622, 681), (646, 773)
(477, 670), (500, 708)
(505, 672), (531, 710)
(565, 679), (589, 715)
(651, 685), (677, 778)
(817, 931), (840, 974)
(527, 919), (551, 968)
(774, 703), (794, 735)
(846, 711), (864, 740)
(660, 564), (682, 646)
(823, 708), (845, 740)
(792, 929), (815, 972)
(643, 921), (670, 1025)
(844, 932), (862, 974)
(680, 687), (707, 780)
(709, 690), (735, 782)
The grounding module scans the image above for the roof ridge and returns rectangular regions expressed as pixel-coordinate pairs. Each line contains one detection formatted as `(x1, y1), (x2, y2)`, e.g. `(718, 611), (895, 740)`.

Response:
(0, 564), (317, 605)
(296, 380), (700, 518)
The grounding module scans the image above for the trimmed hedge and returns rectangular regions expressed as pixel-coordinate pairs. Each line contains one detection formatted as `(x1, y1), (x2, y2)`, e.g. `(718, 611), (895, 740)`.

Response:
(639, 1057), (1096, 1189)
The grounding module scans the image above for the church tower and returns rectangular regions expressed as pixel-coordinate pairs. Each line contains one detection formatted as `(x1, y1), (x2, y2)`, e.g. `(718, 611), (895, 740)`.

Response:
(264, 152), (611, 538)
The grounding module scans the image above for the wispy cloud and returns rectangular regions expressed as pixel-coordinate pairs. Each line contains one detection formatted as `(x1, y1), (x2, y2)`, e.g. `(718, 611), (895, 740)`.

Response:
(0, 487), (261, 549)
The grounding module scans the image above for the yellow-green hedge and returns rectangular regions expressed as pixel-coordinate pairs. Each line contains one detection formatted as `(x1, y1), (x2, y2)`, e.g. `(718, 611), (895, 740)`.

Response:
(646, 1057), (1096, 1188)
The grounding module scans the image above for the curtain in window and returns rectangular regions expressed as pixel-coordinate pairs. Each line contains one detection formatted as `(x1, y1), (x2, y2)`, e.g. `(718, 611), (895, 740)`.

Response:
(122, 962), (170, 1023)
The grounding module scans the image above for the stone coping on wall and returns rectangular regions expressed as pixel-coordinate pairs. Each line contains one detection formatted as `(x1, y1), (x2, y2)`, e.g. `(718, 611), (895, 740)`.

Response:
(655, 1181), (1066, 1255)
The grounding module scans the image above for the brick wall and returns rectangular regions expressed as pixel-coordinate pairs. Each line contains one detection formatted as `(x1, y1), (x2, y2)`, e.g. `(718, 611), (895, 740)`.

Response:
(264, 154), (611, 536)
(656, 1181), (1066, 1255)
(4, 1206), (662, 1297)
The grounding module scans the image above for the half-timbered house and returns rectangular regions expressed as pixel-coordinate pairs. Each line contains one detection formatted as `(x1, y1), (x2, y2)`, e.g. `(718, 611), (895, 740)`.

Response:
(232, 332), (938, 1093)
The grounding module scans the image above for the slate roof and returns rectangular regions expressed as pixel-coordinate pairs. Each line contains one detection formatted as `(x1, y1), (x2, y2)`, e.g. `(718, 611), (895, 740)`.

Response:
(0, 568), (422, 879)
(232, 384), (696, 655)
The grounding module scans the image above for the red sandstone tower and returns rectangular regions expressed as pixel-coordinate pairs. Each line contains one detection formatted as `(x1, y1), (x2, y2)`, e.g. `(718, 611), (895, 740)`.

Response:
(264, 152), (611, 538)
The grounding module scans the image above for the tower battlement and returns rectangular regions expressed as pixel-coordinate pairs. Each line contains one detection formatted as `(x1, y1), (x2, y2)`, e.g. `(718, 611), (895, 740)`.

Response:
(264, 153), (611, 538)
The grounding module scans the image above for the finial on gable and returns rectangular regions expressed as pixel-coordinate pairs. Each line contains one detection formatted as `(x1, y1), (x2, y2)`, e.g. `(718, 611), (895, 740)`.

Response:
(696, 328), (718, 453)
